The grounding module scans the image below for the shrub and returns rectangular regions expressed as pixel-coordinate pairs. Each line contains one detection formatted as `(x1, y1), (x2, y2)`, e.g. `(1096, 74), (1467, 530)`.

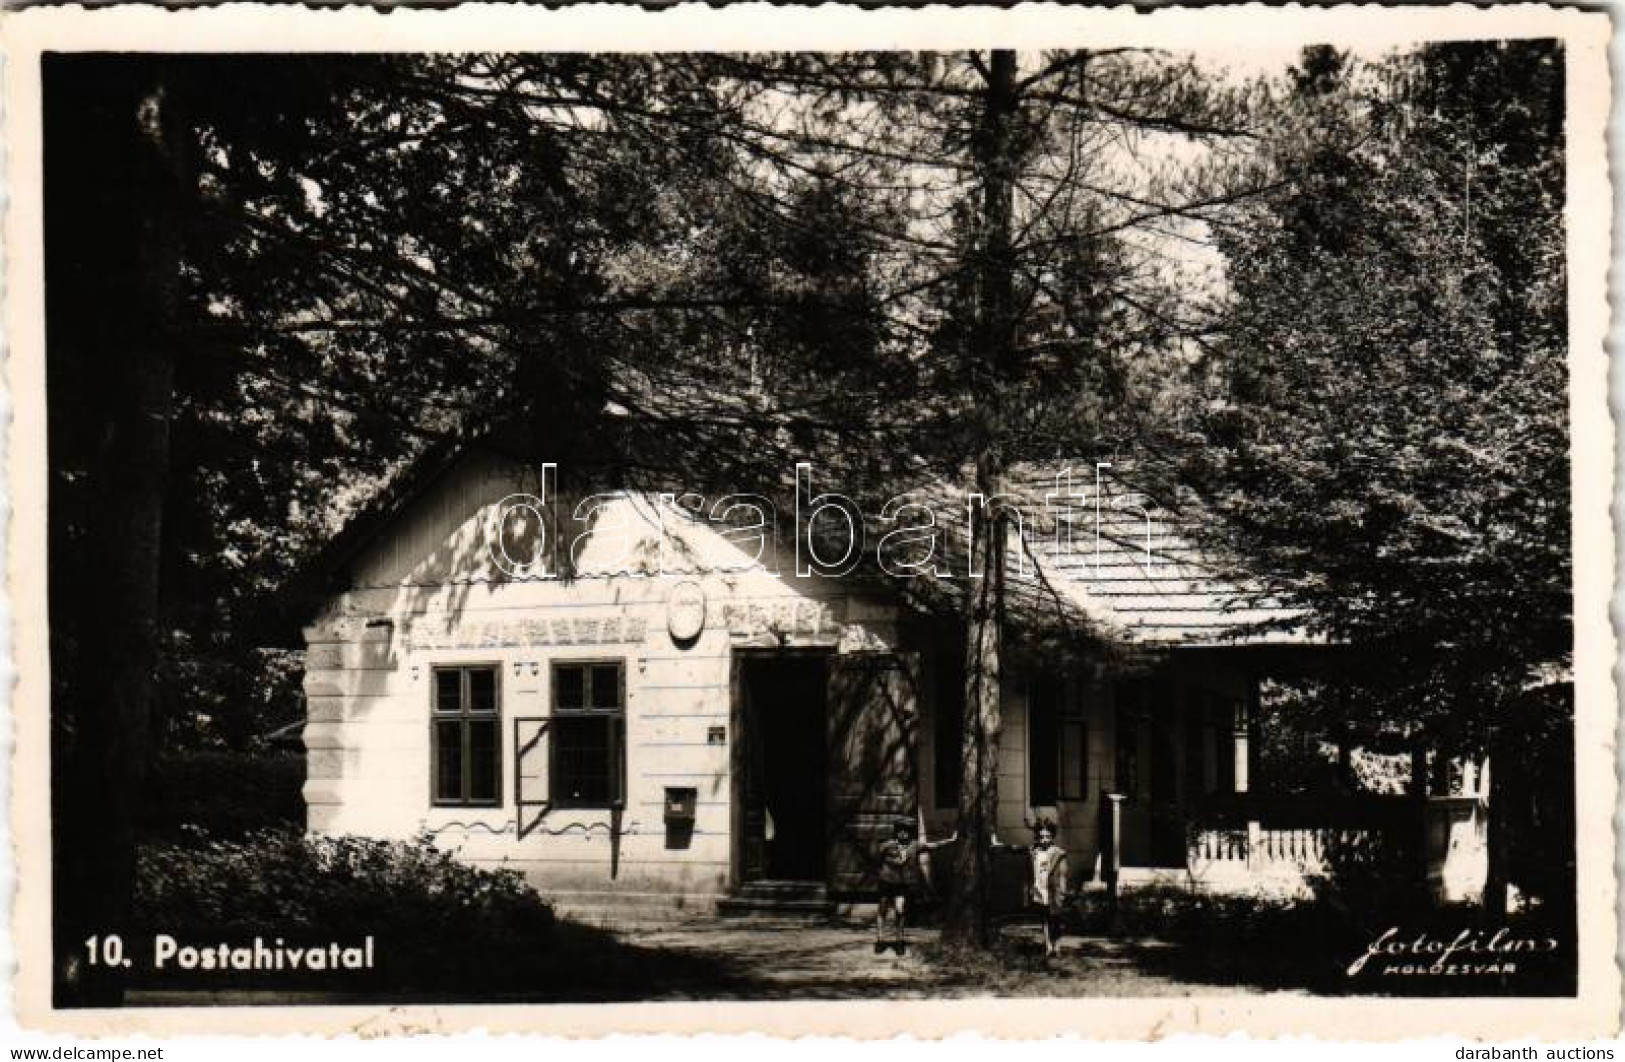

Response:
(135, 828), (556, 991)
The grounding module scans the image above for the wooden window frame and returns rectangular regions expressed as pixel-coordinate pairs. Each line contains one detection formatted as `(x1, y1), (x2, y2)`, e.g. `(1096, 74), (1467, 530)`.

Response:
(1059, 679), (1089, 803)
(549, 659), (627, 810)
(1027, 675), (1062, 807)
(430, 663), (503, 809)
(933, 652), (965, 810)
(1183, 690), (1218, 798)
(1113, 682), (1145, 803)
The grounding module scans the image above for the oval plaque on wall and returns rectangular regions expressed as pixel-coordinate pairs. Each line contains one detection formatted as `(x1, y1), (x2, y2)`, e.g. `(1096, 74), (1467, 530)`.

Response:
(666, 581), (707, 643)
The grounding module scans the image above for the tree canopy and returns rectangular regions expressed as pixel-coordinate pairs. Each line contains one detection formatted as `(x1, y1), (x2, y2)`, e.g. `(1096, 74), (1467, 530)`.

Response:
(44, 43), (1575, 989)
(84, 51), (1255, 749)
(1185, 41), (1569, 756)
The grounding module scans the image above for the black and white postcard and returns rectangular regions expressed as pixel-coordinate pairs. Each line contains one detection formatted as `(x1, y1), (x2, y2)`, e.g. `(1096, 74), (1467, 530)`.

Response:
(1, 2), (1615, 1039)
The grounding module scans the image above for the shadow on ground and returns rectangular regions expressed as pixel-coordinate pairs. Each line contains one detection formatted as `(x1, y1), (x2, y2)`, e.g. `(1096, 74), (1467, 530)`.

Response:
(127, 913), (1575, 1005)
(626, 919), (1268, 1000)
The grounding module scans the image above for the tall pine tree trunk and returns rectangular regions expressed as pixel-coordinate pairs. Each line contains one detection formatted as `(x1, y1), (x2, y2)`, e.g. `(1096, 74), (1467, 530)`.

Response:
(944, 49), (1019, 947)
(51, 65), (187, 1006)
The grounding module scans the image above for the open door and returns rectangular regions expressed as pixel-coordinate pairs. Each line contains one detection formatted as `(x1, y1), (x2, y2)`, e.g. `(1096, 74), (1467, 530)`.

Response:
(826, 651), (921, 894)
(735, 653), (829, 883)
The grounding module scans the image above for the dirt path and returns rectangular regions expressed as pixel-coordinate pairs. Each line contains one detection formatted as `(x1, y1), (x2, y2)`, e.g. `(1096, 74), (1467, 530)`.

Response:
(125, 919), (1293, 1005)
(631, 918), (1276, 999)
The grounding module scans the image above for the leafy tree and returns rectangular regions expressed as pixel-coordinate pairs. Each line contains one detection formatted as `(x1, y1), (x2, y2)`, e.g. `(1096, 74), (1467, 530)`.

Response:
(46, 56), (198, 1005)
(49, 52), (924, 999)
(48, 48), (1260, 987)
(1185, 41), (1569, 913)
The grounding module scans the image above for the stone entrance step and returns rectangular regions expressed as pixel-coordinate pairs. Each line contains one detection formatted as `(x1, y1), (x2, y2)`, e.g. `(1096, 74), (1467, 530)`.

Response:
(717, 879), (835, 919)
(547, 888), (725, 927)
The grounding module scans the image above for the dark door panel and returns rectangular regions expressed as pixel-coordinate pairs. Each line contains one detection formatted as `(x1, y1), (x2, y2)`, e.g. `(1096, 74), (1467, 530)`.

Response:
(826, 652), (920, 894)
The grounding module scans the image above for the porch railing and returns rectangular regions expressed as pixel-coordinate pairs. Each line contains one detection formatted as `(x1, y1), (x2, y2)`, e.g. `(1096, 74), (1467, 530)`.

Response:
(1191, 825), (1396, 866)
(1186, 794), (1418, 879)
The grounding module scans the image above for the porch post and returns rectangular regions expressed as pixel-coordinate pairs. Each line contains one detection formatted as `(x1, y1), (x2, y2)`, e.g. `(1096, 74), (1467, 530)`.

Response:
(1409, 744), (1429, 798)
(1102, 792), (1125, 925)
(1231, 699), (1250, 794)
(1409, 743), (1431, 892)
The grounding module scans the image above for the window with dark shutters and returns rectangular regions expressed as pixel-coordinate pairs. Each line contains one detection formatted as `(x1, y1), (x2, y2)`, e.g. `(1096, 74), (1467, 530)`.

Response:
(1216, 695), (1238, 795)
(431, 665), (501, 807)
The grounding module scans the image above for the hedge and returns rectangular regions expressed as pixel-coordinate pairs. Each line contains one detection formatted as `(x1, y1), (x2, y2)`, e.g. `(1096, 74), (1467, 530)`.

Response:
(135, 828), (557, 992)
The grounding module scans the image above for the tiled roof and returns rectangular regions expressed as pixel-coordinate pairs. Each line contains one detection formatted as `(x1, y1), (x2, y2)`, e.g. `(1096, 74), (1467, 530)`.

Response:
(903, 464), (1313, 648)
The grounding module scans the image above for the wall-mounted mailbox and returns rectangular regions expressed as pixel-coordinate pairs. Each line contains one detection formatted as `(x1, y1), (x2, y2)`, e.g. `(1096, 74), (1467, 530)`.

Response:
(665, 787), (698, 823)
(664, 786), (697, 851)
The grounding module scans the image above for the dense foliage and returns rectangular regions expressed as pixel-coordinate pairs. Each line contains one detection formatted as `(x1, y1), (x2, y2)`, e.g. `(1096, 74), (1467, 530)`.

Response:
(1187, 43), (1569, 756)
(139, 750), (305, 842)
(135, 830), (556, 990)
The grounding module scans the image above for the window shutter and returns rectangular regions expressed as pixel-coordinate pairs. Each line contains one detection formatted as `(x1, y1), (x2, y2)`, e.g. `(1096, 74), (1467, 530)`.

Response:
(610, 715), (626, 808)
(514, 716), (551, 837)
(1060, 719), (1087, 801)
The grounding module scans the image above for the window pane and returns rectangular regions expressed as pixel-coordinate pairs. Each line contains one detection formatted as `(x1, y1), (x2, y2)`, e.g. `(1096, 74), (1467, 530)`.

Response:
(554, 716), (612, 805)
(1028, 677), (1060, 806)
(555, 665), (585, 710)
(935, 654), (965, 809)
(1061, 720), (1087, 801)
(589, 664), (621, 710)
(434, 720), (464, 802)
(468, 720), (498, 802)
(1115, 689), (1141, 800)
(468, 668), (496, 713)
(1216, 698), (1236, 793)
(435, 670), (462, 714)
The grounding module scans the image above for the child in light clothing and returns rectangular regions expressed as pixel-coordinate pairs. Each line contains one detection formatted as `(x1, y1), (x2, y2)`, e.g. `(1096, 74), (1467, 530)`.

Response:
(1029, 819), (1070, 957)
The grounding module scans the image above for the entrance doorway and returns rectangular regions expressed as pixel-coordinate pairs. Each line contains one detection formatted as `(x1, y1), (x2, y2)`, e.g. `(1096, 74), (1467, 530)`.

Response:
(735, 653), (829, 883)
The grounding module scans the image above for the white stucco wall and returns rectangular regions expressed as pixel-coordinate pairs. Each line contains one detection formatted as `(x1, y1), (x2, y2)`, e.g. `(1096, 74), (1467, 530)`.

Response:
(302, 452), (904, 906)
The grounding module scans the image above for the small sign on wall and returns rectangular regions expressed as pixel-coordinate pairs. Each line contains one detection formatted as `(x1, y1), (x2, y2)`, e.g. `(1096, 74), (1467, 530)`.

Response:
(666, 581), (707, 644)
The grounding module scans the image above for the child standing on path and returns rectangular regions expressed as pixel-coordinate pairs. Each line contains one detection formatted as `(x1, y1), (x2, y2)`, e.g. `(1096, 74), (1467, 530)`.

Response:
(874, 817), (956, 955)
(1028, 818), (1070, 957)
